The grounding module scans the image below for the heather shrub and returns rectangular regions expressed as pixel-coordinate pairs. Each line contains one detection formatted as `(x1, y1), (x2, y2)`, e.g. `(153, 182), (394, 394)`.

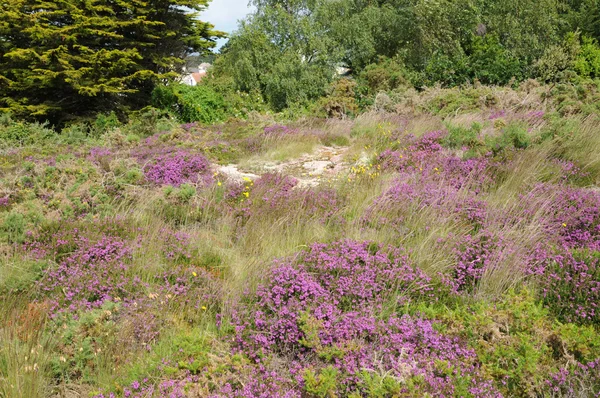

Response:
(376, 130), (491, 188)
(535, 249), (600, 325)
(367, 177), (487, 234)
(230, 173), (344, 227)
(159, 228), (194, 263)
(143, 151), (212, 187)
(231, 241), (501, 396)
(542, 185), (600, 251)
(39, 234), (136, 313)
(544, 360), (600, 397)
(443, 231), (501, 294)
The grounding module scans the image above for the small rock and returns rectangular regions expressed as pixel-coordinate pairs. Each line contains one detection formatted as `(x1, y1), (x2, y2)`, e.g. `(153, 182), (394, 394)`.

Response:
(302, 160), (333, 175)
(217, 165), (259, 183)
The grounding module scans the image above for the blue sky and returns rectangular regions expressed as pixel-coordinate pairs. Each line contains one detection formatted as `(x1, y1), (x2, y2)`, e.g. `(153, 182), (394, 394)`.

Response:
(201, 0), (255, 50)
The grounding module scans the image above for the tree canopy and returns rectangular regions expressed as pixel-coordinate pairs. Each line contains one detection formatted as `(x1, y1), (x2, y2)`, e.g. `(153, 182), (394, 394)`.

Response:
(0, 0), (223, 124)
(213, 0), (597, 110)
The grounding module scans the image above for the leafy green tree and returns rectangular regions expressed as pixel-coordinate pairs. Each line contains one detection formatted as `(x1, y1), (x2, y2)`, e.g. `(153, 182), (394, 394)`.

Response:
(562, 0), (600, 40)
(215, 0), (339, 111)
(534, 32), (582, 83)
(0, 0), (223, 124)
(481, 0), (564, 63)
(321, 1), (410, 69)
(407, 0), (480, 68)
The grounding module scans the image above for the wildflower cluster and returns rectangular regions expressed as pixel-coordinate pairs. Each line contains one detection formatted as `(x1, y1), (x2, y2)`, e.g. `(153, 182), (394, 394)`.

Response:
(349, 162), (381, 180)
(39, 235), (136, 313)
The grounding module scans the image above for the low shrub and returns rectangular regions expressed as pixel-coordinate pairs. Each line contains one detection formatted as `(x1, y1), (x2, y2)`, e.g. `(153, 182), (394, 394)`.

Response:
(143, 151), (212, 187)
(318, 78), (359, 118)
(230, 240), (502, 396)
(442, 122), (482, 149)
(486, 123), (531, 154)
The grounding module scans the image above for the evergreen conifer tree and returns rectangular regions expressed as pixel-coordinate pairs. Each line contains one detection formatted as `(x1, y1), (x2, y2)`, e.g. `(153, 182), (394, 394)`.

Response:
(0, 0), (223, 124)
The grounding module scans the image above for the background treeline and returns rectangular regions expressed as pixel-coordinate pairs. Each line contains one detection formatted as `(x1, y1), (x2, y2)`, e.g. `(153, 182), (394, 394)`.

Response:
(191, 0), (600, 116)
(4, 0), (600, 128)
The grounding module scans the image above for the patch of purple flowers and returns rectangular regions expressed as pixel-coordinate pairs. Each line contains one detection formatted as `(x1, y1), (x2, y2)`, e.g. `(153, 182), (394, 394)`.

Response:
(39, 235), (136, 314)
(230, 240), (500, 396)
(143, 150), (212, 187)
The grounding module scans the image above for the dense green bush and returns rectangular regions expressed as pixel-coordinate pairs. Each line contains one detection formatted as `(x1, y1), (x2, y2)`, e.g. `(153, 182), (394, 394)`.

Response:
(486, 123), (531, 154)
(574, 36), (600, 79)
(534, 33), (581, 83)
(357, 58), (410, 96)
(442, 122), (482, 149)
(203, 73), (267, 118)
(468, 35), (523, 85)
(417, 35), (523, 87)
(418, 52), (471, 87)
(91, 113), (121, 137)
(1, 212), (26, 244)
(318, 78), (359, 118)
(0, 113), (55, 146)
(0, 109), (176, 147)
(152, 84), (226, 124)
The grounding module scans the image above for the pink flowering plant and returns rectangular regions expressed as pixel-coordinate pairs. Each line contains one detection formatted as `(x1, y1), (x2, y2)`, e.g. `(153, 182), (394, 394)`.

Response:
(230, 241), (501, 396)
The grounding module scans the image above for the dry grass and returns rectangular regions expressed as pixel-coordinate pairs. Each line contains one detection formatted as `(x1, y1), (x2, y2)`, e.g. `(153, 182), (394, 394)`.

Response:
(0, 296), (52, 398)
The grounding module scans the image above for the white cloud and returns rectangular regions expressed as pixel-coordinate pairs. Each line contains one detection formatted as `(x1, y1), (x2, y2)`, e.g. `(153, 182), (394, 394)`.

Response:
(201, 0), (255, 48)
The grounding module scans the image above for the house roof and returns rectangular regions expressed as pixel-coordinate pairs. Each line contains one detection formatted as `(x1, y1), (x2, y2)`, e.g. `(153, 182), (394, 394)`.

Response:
(191, 71), (207, 83)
